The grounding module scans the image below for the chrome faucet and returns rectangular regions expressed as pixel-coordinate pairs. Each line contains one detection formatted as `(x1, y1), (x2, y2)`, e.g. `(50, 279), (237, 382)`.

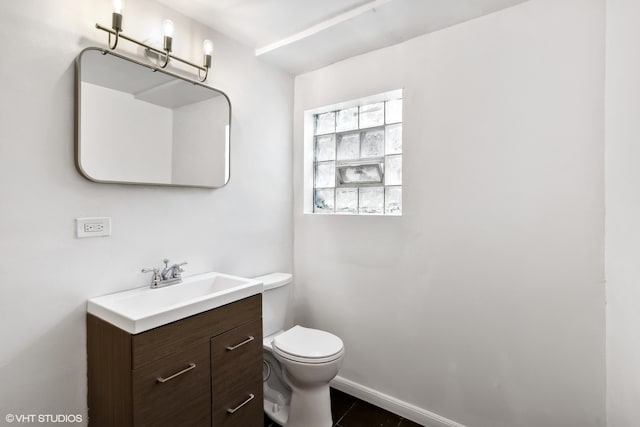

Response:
(142, 258), (188, 288)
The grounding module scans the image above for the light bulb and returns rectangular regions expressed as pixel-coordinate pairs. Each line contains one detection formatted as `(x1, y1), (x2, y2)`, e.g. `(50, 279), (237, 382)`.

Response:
(162, 19), (174, 38)
(113, 0), (124, 14)
(203, 39), (214, 55)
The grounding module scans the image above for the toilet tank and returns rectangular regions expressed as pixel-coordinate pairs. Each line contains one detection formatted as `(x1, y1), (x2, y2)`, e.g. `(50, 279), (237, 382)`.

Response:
(253, 273), (293, 337)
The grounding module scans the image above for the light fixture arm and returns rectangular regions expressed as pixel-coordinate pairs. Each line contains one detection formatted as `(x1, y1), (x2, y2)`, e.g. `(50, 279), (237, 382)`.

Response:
(109, 12), (122, 49)
(107, 30), (120, 49)
(197, 67), (209, 83)
(159, 52), (171, 69)
(95, 22), (212, 82)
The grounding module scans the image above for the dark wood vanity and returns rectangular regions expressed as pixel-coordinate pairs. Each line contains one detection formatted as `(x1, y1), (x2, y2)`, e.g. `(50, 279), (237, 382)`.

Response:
(87, 294), (263, 427)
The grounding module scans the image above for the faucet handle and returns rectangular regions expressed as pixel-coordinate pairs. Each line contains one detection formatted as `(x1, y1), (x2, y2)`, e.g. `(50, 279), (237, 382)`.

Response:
(142, 267), (161, 287)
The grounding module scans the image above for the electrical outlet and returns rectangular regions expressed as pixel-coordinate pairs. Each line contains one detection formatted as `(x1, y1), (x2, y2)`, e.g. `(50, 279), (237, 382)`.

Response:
(77, 217), (111, 238)
(84, 223), (105, 233)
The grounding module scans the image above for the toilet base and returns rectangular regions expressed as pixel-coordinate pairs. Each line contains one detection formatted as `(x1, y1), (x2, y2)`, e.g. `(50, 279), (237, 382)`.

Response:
(285, 382), (332, 427)
(264, 400), (289, 426)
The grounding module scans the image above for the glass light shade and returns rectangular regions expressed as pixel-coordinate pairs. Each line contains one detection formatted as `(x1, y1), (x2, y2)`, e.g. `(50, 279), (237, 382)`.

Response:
(113, 0), (124, 14)
(162, 19), (175, 37)
(203, 39), (214, 55)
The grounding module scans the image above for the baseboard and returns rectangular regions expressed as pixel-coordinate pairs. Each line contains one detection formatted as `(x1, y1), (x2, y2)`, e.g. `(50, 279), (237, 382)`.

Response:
(330, 376), (466, 427)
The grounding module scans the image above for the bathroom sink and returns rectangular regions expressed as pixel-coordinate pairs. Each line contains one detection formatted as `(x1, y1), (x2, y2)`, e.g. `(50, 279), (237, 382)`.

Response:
(87, 272), (263, 334)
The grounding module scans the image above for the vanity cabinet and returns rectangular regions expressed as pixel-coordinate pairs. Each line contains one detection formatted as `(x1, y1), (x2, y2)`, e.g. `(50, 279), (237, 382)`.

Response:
(87, 294), (263, 427)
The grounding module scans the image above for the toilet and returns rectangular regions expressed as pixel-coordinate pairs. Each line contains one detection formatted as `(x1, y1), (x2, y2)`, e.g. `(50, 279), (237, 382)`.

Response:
(255, 273), (345, 427)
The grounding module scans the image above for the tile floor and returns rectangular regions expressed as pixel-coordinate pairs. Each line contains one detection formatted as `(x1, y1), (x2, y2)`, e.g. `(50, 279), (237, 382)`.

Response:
(264, 388), (424, 427)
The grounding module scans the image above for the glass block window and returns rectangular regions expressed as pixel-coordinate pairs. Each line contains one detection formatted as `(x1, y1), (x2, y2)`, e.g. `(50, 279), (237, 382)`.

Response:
(312, 98), (402, 215)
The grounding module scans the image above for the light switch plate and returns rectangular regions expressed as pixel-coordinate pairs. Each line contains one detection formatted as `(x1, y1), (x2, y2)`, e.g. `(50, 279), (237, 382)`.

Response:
(76, 217), (111, 238)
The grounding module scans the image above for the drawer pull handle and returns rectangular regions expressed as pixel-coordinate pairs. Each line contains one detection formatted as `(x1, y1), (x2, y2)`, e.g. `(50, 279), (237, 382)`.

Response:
(227, 394), (255, 414)
(156, 363), (196, 383)
(226, 336), (254, 351)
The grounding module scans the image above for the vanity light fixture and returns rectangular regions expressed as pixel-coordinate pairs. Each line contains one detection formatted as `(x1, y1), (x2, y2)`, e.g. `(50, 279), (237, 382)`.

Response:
(95, 0), (213, 82)
(158, 19), (174, 68)
(109, 0), (124, 48)
(203, 39), (214, 70)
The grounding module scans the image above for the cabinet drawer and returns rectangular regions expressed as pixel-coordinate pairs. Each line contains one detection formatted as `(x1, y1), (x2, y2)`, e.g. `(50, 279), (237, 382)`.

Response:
(211, 319), (263, 426)
(133, 294), (261, 369)
(133, 342), (211, 427)
(212, 378), (263, 427)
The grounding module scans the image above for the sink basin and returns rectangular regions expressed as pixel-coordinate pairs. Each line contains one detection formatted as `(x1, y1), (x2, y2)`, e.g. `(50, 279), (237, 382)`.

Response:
(87, 272), (263, 334)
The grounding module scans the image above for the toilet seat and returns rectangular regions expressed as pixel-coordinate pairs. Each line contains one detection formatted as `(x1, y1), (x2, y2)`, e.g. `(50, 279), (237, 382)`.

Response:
(272, 325), (344, 364)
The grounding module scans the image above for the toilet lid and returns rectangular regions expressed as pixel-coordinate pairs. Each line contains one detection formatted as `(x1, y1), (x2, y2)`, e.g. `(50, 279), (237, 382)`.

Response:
(273, 325), (343, 360)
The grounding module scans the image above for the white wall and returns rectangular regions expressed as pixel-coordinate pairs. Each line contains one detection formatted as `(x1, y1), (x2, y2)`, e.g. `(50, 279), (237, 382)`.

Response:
(605, 0), (640, 425)
(0, 0), (293, 425)
(293, 0), (605, 426)
(81, 82), (173, 183)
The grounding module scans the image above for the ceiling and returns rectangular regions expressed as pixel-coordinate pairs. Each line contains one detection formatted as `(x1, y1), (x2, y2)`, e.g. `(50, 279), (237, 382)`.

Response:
(155, 0), (530, 75)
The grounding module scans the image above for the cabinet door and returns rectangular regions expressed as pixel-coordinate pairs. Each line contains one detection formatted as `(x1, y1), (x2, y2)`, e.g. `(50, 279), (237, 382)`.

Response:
(133, 341), (211, 427)
(211, 319), (263, 427)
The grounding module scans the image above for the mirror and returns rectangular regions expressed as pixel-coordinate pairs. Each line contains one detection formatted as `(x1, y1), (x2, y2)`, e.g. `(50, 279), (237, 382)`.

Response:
(76, 47), (231, 188)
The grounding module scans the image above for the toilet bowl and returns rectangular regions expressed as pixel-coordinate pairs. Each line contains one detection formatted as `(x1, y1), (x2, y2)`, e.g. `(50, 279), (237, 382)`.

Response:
(256, 273), (345, 427)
